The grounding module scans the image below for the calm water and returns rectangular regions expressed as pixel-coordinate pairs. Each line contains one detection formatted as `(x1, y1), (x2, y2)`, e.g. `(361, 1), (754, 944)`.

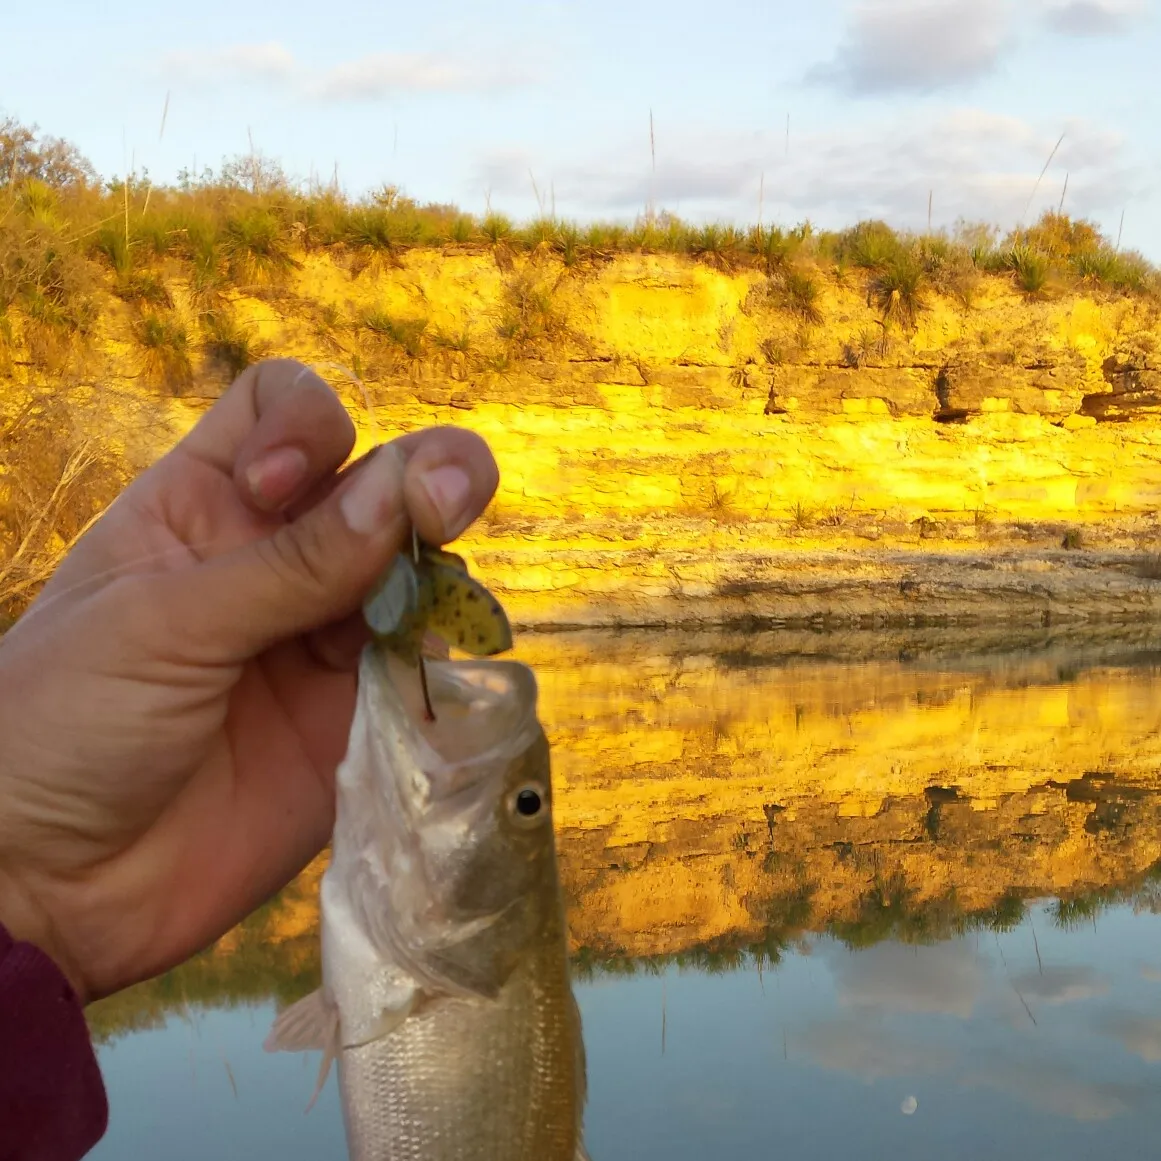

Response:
(87, 628), (1161, 1160)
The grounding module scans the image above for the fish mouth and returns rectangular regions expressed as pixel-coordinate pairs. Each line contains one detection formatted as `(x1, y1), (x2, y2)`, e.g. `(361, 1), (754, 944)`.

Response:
(378, 651), (542, 801)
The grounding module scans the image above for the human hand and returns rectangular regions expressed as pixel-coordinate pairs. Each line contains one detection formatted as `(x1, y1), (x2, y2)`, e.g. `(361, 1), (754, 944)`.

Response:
(0, 359), (499, 1004)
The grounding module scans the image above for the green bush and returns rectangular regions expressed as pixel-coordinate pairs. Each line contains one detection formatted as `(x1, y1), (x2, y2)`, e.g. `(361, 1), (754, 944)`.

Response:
(201, 310), (261, 378)
(836, 220), (903, 269)
(136, 312), (192, 391)
(0, 116), (1158, 374)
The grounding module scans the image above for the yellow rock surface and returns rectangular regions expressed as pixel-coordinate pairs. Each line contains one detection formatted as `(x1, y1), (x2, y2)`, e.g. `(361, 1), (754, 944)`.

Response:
(11, 249), (1161, 626)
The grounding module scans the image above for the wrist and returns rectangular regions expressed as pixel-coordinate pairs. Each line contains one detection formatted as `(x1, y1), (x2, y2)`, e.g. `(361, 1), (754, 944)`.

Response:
(0, 865), (88, 1004)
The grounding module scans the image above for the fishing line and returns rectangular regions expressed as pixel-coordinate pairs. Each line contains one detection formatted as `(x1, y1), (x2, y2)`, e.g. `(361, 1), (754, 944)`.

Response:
(306, 362), (437, 721)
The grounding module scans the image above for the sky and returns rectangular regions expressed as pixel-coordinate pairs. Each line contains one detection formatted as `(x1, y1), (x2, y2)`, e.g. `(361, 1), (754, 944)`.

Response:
(6, 0), (1161, 257)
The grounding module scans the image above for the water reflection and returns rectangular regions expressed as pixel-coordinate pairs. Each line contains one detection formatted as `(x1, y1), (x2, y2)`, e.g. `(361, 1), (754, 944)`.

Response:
(88, 629), (1161, 1160)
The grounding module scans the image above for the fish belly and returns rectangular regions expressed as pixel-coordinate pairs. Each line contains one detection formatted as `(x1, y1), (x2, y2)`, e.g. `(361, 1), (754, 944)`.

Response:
(337, 952), (579, 1161)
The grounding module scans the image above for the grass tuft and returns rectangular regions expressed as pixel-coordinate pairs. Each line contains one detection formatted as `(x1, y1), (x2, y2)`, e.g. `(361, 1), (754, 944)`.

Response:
(773, 267), (824, 325)
(201, 310), (261, 380)
(114, 271), (172, 308)
(496, 267), (567, 354)
(871, 252), (926, 328)
(1, 117), (1160, 368)
(136, 312), (192, 391)
(1009, 247), (1051, 295)
(221, 209), (296, 285)
(837, 220), (903, 270)
(481, 213), (514, 244)
(360, 308), (428, 358)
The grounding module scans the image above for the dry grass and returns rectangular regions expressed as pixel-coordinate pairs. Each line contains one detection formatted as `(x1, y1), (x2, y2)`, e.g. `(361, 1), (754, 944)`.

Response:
(1, 117), (1155, 368)
(0, 389), (138, 621)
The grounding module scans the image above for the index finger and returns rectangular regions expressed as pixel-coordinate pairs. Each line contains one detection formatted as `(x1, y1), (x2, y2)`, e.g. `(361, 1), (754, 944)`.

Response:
(178, 359), (357, 509)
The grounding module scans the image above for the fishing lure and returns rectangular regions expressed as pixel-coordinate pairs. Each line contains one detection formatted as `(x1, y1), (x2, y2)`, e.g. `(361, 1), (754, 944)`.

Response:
(363, 529), (513, 719)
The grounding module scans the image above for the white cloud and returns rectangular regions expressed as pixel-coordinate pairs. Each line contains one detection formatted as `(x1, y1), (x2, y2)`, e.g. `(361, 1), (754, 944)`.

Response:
(810, 0), (1012, 95)
(1010, 965), (1109, 1004)
(824, 940), (986, 1017)
(160, 42), (297, 85)
(488, 108), (1138, 235)
(309, 54), (536, 100)
(793, 1018), (952, 1080)
(158, 43), (535, 100)
(1106, 1017), (1161, 1062)
(960, 1064), (1133, 1122)
(1044, 0), (1145, 35)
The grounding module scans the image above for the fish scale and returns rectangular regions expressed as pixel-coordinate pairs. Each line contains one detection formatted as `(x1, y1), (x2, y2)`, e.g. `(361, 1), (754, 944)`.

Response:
(341, 936), (580, 1160)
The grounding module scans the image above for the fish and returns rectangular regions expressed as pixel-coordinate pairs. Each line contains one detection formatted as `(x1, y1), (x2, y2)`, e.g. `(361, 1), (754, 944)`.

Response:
(264, 636), (588, 1159)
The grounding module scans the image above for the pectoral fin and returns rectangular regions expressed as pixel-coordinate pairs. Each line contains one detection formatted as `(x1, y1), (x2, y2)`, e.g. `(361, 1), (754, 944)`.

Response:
(264, 988), (340, 1113)
(342, 995), (418, 1050)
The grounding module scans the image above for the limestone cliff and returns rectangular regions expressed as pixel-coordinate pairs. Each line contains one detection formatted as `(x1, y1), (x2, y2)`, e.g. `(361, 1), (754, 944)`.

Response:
(10, 249), (1161, 627)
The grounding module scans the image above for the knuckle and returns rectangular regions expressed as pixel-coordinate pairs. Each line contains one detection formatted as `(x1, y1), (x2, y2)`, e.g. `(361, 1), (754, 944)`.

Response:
(256, 519), (336, 598)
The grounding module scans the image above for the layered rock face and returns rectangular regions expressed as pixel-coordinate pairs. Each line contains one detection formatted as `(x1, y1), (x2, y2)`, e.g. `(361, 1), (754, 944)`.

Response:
(202, 251), (1161, 628)
(16, 248), (1161, 626)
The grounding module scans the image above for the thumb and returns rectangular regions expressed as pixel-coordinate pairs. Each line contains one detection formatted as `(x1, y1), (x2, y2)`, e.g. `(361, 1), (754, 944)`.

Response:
(156, 443), (412, 664)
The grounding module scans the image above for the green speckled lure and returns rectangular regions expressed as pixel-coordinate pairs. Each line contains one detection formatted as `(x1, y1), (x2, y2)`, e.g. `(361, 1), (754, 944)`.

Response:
(363, 530), (513, 718)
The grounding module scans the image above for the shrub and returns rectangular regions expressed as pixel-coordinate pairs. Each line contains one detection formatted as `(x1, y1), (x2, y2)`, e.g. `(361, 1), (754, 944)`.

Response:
(448, 215), (475, 244)
(872, 252), (926, 328)
(584, 222), (627, 250)
(90, 224), (133, 276)
(774, 267), (824, 324)
(837, 220), (903, 269)
(1010, 247), (1051, 295)
(521, 218), (557, 248)
(136, 312), (192, 391)
(114, 271), (173, 308)
(1073, 249), (1152, 294)
(554, 222), (582, 266)
(360, 308), (428, 357)
(174, 214), (224, 301)
(750, 225), (799, 274)
(1019, 210), (1102, 261)
(481, 213), (514, 244)
(220, 209), (295, 285)
(201, 310), (261, 379)
(496, 267), (566, 352)
(689, 223), (742, 268)
(0, 390), (128, 620)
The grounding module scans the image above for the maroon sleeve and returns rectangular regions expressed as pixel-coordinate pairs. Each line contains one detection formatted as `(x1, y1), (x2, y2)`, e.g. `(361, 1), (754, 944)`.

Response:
(0, 923), (108, 1161)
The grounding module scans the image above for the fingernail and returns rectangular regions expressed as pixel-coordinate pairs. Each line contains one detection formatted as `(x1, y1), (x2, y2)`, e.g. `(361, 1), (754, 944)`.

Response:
(340, 445), (406, 535)
(246, 447), (310, 510)
(419, 464), (473, 539)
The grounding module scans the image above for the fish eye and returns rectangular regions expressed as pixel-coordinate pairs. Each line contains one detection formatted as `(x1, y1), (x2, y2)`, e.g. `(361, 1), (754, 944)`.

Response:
(516, 788), (542, 816)
(508, 782), (549, 826)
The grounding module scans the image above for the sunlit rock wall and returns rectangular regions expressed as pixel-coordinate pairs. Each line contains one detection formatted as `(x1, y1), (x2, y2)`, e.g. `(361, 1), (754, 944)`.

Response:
(14, 249), (1161, 626)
